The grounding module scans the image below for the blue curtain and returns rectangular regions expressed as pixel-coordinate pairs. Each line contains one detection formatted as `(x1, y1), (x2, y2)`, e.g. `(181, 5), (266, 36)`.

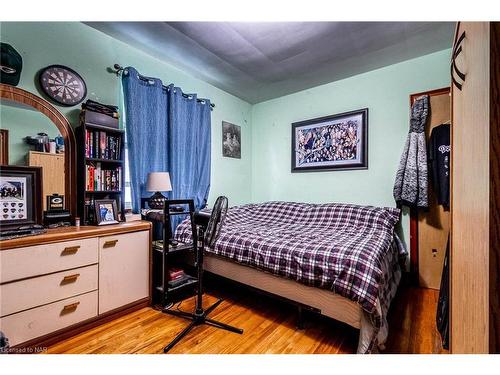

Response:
(122, 67), (169, 213)
(167, 87), (211, 229)
(122, 68), (211, 224)
(168, 87), (211, 208)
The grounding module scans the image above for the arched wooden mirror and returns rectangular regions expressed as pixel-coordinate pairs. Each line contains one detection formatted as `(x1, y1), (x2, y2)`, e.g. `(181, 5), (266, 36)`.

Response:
(0, 83), (77, 217)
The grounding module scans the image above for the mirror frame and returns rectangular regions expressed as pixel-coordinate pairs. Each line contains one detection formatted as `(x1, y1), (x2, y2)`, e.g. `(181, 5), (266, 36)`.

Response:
(0, 83), (77, 217)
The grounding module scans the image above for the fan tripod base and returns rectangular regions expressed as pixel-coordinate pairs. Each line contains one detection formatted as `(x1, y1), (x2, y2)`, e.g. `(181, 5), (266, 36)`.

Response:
(162, 298), (243, 353)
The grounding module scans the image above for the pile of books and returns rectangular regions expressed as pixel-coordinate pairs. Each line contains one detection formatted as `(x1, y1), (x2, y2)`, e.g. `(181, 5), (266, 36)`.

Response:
(84, 130), (121, 160)
(167, 268), (190, 288)
(85, 163), (122, 191)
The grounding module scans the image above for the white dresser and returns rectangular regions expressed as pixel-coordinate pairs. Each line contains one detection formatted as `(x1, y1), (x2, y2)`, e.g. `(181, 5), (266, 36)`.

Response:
(0, 221), (151, 348)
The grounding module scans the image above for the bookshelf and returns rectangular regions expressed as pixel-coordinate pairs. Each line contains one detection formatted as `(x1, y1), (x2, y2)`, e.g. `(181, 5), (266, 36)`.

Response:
(76, 112), (126, 225)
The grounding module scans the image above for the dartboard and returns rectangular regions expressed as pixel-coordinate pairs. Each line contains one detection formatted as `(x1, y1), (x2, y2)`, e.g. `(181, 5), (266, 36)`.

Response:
(39, 65), (87, 106)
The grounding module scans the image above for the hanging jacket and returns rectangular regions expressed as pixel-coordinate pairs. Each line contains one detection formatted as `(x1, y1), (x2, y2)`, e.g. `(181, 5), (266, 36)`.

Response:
(428, 123), (451, 209)
(393, 95), (429, 209)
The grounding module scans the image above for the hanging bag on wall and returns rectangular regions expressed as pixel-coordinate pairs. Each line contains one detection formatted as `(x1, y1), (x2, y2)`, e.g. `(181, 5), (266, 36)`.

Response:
(0, 42), (22, 86)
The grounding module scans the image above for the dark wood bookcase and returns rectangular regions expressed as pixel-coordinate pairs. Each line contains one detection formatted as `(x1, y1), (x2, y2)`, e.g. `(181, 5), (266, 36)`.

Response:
(76, 113), (126, 225)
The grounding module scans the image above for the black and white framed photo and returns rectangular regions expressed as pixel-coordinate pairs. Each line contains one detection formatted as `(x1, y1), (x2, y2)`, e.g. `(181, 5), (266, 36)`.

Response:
(94, 199), (119, 226)
(291, 108), (368, 172)
(0, 165), (42, 231)
(222, 121), (241, 159)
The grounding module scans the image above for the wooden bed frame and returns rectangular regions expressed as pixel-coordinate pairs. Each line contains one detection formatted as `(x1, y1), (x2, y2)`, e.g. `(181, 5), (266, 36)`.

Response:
(204, 254), (363, 330)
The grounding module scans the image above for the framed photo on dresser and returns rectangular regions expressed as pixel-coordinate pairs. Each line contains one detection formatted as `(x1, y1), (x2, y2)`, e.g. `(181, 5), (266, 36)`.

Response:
(0, 165), (42, 231)
(94, 199), (119, 225)
(291, 108), (368, 172)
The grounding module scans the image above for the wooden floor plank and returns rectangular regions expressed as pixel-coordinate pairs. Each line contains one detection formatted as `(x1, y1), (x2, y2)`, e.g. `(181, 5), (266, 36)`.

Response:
(46, 286), (446, 354)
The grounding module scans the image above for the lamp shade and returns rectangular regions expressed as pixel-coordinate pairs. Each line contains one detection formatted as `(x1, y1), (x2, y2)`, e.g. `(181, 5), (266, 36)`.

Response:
(146, 172), (172, 192)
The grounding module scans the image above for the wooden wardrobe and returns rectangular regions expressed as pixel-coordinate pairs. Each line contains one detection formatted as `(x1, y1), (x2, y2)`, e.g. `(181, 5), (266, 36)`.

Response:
(450, 21), (500, 353)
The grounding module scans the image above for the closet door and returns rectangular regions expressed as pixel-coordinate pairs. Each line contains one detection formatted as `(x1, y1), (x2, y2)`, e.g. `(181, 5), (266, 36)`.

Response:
(450, 22), (490, 353)
(411, 89), (451, 289)
(417, 88), (451, 289)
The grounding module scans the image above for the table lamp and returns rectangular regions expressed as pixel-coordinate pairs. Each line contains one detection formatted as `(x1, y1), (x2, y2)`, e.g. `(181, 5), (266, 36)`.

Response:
(146, 172), (172, 209)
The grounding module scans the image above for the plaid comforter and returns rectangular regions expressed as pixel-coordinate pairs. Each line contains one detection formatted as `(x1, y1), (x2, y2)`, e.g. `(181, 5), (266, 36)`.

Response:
(175, 201), (404, 351)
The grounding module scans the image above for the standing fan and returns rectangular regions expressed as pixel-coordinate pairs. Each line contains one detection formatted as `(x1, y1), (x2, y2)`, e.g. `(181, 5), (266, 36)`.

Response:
(163, 196), (243, 353)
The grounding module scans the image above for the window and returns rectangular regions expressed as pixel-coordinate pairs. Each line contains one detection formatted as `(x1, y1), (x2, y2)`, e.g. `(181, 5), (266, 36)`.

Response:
(123, 134), (132, 211)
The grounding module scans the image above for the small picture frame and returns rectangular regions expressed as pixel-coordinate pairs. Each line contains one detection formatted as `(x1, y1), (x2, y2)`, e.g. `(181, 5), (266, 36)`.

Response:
(47, 193), (64, 211)
(222, 121), (241, 159)
(94, 199), (119, 226)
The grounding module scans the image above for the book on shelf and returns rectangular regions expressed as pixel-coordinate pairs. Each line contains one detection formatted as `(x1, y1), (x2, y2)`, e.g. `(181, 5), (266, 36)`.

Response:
(85, 162), (122, 191)
(84, 197), (96, 224)
(167, 267), (186, 281)
(167, 274), (193, 289)
(84, 128), (122, 160)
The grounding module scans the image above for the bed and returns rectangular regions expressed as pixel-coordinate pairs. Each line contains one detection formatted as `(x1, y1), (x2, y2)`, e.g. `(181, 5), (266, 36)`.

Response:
(175, 201), (406, 353)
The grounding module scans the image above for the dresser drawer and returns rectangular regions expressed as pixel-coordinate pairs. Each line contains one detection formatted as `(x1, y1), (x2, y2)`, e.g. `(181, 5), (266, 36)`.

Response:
(0, 238), (98, 283)
(1, 264), (98, 317)
(0, 290), (98, 346)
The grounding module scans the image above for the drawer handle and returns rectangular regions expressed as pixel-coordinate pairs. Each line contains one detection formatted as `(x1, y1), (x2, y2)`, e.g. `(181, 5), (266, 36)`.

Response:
(103, 239), (118, 248)
(61, 301), (80, 314)
(61, 245), (80, 255)
(61, 273), (80, 284)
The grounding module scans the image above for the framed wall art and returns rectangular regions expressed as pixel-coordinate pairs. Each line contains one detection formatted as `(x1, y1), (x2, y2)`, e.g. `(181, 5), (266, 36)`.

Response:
(0, 165), (42, 231)
(222, 121), (241, 159)
(291, 108), (368, 172)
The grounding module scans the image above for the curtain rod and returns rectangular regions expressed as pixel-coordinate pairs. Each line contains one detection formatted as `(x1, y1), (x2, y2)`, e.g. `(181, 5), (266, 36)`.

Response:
(111, 64), (215, 109)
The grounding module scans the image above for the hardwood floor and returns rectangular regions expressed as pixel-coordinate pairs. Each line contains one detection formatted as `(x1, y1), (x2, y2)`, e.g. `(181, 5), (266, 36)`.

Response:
(47, 285), (447, 354)
(384, 286), (448, 354)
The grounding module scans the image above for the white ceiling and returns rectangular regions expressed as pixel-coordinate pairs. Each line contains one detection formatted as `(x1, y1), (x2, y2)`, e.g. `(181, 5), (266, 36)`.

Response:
(87, 22), (455, 104)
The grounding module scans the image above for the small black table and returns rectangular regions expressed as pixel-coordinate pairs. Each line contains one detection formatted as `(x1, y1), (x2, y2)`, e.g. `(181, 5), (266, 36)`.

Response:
(144, 199), (197, 308)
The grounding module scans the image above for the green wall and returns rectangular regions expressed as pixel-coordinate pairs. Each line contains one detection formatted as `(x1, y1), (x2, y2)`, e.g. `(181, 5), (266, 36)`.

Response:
(251, 49), (452, 246)
(1, 22), (452, 248)
(0, 22), (253, 206)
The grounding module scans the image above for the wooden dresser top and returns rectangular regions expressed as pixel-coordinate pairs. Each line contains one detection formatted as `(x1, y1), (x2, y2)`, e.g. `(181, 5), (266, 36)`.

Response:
(0, 221), (151, 250)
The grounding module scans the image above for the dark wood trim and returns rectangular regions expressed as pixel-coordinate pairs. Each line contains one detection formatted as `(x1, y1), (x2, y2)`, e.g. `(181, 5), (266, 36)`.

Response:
(0, 83), (77, 218)
(9, 298), (150, 353)
(408, 87), (451, 283)
(490, 21), (500, 353)
(0, 129), (8, 165)
(410, 87), (451, 101)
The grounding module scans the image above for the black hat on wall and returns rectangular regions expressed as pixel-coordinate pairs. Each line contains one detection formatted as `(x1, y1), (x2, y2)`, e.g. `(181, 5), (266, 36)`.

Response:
(0, 42), (23, 86)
